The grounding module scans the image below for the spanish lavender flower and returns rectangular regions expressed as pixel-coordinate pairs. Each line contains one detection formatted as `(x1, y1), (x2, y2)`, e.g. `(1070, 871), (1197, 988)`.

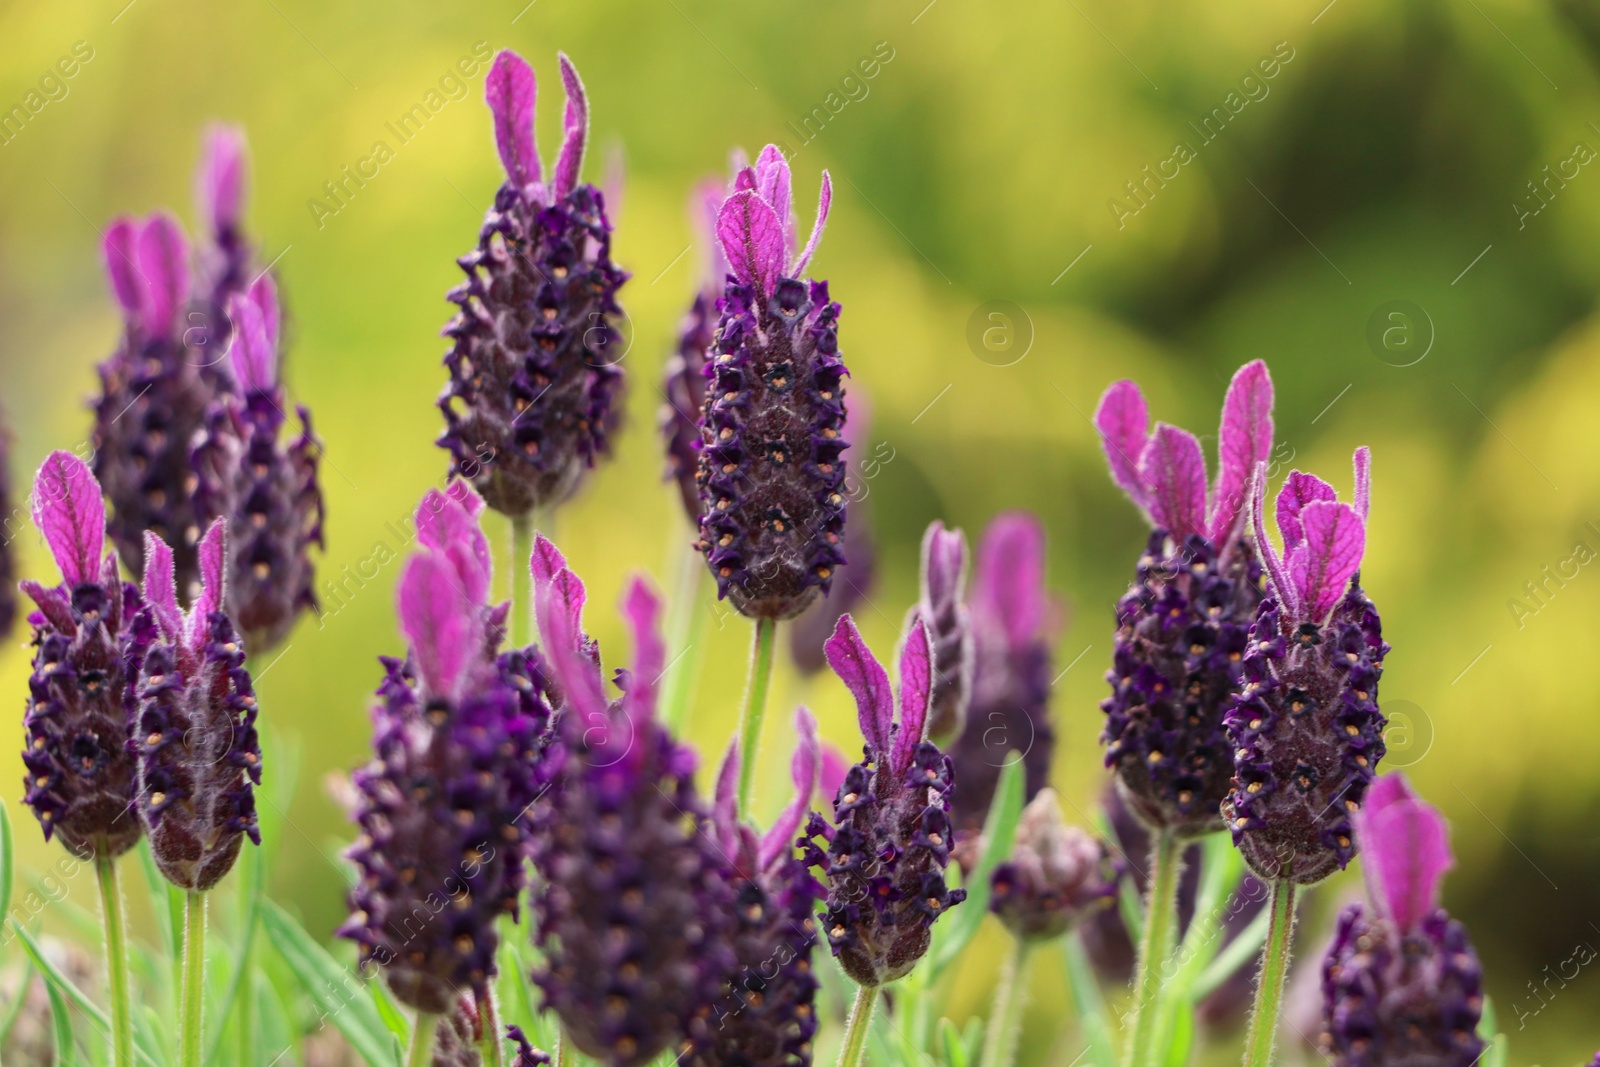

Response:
(907, 521), (972, 745)
(193, 275), (324, 653)
(661, 178), (728, 523)
(696, 145), (846, 620)
(1096, 361), (1274, 837)
(93, 214), (223, 593)
(803, 615), (965, 987)
(0, 421), (15, 641)
(687, 708), (823, 1067)
(136, 521), (260, 889)
(506, 1027), (551, 1067)
(341, 486), (551, 1013)
(1223, 448), (1387, 884)
(19, 451), (149, 858)
(529, 549), (734, 1066)
(989, 790), (1116, 943)
(945, 513), (1060, 841)
(438, 50), (628, 518)
(1320, 774), (1484, 1067)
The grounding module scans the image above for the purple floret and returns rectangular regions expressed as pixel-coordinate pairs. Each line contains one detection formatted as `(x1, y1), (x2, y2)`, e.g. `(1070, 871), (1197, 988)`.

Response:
(437, 50), (628, 518)
(695, 146), (847, 620)
(20, 452), (151, 859)
(989, 790), (1116, 943)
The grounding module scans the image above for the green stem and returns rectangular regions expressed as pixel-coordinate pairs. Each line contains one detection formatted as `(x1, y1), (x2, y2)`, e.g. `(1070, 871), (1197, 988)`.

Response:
(180, 890), (207, 1067)
(1241, 880), (1297, 1067)
(407, 1012), (439, 1067)
(980, 940), (1032, 1067)
(658, 551), (709, 733)
(95, 854), (134, 1067)
(479, 987), (505, 1067)
(735, 617), (778, 819)
(1124, 829), (1181, 1067)
(511, 512), (535, 649)
(836, 985), (877, 1067)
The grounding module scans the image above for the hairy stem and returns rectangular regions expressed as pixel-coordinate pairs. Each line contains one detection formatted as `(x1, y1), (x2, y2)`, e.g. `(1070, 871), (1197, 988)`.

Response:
(735, 617), (777, 819)
(479, 987), (505, 1067)
(1124, 828), (1181, 1067)
(1241, 880), (1298, 1067)
(836, 984), (878, 1067)
(181, 890), (208, 1067)
(95, 854), (134, 1067)
(981, 939), (1032, 1067)
(407, 1012), (439, 1067)
(511, 511), (535, 648)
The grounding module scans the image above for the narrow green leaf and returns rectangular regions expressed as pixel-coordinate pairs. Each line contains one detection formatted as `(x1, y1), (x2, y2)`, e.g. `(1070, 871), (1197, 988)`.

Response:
(368, 968), (413, 1047)
(46, 968), (75, 1067)
(930, 759), (1025, 977)
(260, 900), (398, 1067)
(1117, 876), (1145, 948)
(203, 843), (266, 1065)
(11, 920), (163, 1067)
(1478, 996), (1507, 1067)
(939, 1017), (969, 1067)
(1162, 995), (1195, 1067)
(1062, 933), (1116, 1067)
(0, 799), (14, 933)
(0, 961), (35, 1047)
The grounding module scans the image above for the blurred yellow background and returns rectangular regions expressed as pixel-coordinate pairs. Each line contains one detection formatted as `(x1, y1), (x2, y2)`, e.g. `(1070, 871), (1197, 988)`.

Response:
(2, 0), (1598, 1062)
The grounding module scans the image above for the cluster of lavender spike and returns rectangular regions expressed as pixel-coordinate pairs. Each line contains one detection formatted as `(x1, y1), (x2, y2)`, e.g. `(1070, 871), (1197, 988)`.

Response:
(92, 128), (321, 650)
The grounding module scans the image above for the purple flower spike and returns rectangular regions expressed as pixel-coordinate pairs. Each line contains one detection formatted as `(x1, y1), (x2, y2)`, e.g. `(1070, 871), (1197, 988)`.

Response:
(989, 790), (1117, 943)
(135, 520), (261, 890)
(1320, 775), (1484, 1067)
(685, 707), (822, 1067)
(20, 452), (151, 859)
(1223, 451), (1388, 884)
(342, 487), (553, 1012)
(946, 513), (1060, 841)
(1096, 362), (1274, 837)
(528, 568), (735, 1066)
(696, 146), (847, 620)
(438, 49), (629, 518)
(908, 521), (972, 745)
(804, 614), (966, 987)
(193, 275), (324, 653)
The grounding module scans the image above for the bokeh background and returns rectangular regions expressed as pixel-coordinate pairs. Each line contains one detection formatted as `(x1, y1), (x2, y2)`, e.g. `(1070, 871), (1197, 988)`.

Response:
(3, 0), (1599, 1062)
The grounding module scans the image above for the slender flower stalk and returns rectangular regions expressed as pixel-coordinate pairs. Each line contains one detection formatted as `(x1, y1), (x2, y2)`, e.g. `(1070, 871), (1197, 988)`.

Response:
(735, 616), (776, 817)
(408, 1013), (441, 1067)
(835, 986), (876, 1067)
(1125, 829), (1182, 1067)
(181, 889), (207, 1067)
(1242, 880), (1297, 1067)
(980, 941), (1032, 1067)
(95, 853), (134, 1067)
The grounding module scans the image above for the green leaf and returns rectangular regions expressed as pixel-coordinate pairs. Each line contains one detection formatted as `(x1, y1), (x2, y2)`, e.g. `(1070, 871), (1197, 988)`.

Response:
(939, 1017), (969, 1067)
(0, 799), (14, 936)
(260, 900), (399, 1067)
(10, 920), (161, 1067)
(203, 844), (266, 1066)
(929, 759), (1025, 979)
(1477, 996), (1507, 1067)
(1190, 906), (1270, 1003)
(1116, 877), (1145, 949)
(1062, 933), (1116, 1067)
(46, 967), (75, 1067)
(368, 968), (413, 1048)
(0, 961), (34, 1048)
(1162, 995), (1195, 1067)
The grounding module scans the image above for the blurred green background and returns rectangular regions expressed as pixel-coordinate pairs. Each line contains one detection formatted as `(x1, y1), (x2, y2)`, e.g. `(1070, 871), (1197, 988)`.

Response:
(3, 0), (1599, 1062)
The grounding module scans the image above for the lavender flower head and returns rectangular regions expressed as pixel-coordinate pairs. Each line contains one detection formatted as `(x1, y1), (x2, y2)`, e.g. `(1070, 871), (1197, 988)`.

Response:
(19, 451), (149, 858)
(1096, 361), (1274, 837)
(135, 520), (260, 890)
(661, 175), (731, 523)
(688, 708), (823, 1067)
(529, 545), (734, 1066)
(695, 145), (846, 620)
(946, 513), (1060, 840)
(907, 521), (972, 746)
(341, 485), (550, 1013)
(1221, 448), (1387, 884)
(803, 615), (966, 987)
(438, 50), (628, 517)
(990, 790), (1116, 943)
(193, 275), (324, 653)
(1320, 774), (1484, 1067)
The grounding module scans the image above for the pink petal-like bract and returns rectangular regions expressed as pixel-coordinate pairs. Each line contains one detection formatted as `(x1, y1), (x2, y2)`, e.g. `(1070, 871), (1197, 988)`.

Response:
(486, 50), (539, 188)
(551, 53), (589, 200)
(1209, 360), (1274, 544)
(1138, 423), (1208, 541)
(1275, 470), (1337, 550)
(824, 614), (894, 756)
(1355, 773), (1452, 933)
(717, 189), (787, 300)
(793, 170), (832, 279)
(136, 213), (191, 338)
(1094, 380), (1151, 508)
(890, 621), (933, 776)
(142, 531), (183, 640)
(1292, 500), (1365, 622)
(31, 451), (105, 589)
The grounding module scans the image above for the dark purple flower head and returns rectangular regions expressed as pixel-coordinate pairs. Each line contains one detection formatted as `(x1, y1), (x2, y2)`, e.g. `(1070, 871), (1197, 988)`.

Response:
(93, 214), (223, 595)
(192, 276), (324, 653)
(136, 520), (260, 890)
(529, 550), (734, 1066)
(506, 1026), (552, 1067)
(19, 452), (150, 858)
(1223, 448), (1387, 884)
(803, 615), (966, 987)
(661, 175), (732, 524)
(907, 521), (972, 746)
(695, 145), (847, 620)
(1320, 775), (1483, 1067)
(946, 513), (1060, 842)
(341, 486), (552, 1013)
(686, 707), (823, 1067)
(438, 50), (628, 518)
(1096, 361), (1274, 837)
(989, 789), (1116, 943)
